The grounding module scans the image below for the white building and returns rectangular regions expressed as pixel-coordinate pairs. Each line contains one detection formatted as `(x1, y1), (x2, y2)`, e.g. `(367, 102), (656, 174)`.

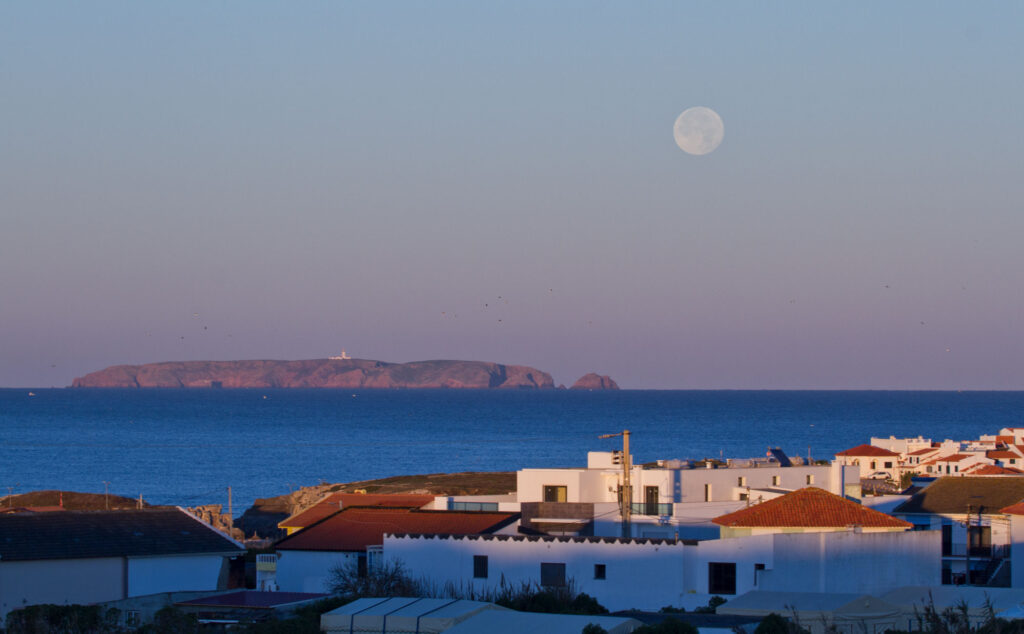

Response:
(517, 451), (858, 539)
(384, 529), (939, 612)
(0, 508), (244, 623)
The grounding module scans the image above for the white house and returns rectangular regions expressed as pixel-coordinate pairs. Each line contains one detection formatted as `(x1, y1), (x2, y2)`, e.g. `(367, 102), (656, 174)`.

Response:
(384, 528), (939, 611)
(274, 507), (519, 593)
(517, 451), (859, 540)
(891, 476), (1024, 586)
(0, 508), (244, 623)
(833, 444), (903, 481)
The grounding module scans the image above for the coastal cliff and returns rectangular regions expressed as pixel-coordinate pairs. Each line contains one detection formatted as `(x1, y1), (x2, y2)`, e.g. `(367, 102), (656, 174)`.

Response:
(71, 358), (556, 389)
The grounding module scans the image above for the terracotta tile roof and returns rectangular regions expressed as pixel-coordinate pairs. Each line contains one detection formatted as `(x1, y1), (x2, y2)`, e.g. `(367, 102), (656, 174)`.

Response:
(894, 477), (1024, 515)
(278, 493), (435, 530)
(275, 507), (519, 552)
(909, 448), (939, 456)
(835, 444), (900, 458)
(1000, 502), (1024, 515)
(935, 454), (972, 463)
(964, 465), (1023, 476)
(986, 451), (1019, 459)
(0, 508), (243, 562)
(997, 436), (1016, 444)
(711, 487), (911, 529)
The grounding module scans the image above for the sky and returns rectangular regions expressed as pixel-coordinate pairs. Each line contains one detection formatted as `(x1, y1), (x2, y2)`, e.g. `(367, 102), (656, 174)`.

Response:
(2, 2), (1022, 389)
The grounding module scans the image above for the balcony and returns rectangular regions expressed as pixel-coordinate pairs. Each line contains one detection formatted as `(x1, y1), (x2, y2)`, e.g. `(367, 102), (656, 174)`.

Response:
(630, 503), (673, 517)
(942, 543), (1010, 559)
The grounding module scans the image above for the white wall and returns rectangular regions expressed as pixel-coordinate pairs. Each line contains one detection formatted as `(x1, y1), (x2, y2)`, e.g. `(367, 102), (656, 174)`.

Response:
(386, 529), (941, 612)
(276, 550), (358, 593)
(759, 530), (941, 593)
(518, 464), (856, 507)
(128, 555), (227, 596)
(0, 558), (124, 621)
(386, 534), (687, 611)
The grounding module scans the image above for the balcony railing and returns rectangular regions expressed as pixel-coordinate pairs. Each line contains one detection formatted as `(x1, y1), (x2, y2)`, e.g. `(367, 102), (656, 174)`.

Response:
(942, 543), (1010, 559)
(630, 503), (673, 517)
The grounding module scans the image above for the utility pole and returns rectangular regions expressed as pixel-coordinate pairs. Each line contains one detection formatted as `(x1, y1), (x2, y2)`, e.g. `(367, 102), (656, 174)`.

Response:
(138, 493), (143, 510)
(103, 481), (110, 510)
(227, 486), (233, 520)
(6, 485), (13, 508)
(599, 430), (632, 538)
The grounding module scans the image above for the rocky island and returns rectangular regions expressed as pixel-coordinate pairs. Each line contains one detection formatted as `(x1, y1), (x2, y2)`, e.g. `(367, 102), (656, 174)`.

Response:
(72, 358), (561, 389)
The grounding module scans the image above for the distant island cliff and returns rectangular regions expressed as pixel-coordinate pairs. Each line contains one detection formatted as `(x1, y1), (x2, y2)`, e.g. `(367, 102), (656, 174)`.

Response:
(71, 358), (561, 389)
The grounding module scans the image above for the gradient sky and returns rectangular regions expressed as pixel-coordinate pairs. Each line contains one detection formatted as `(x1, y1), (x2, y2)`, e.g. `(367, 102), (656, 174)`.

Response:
(2, 2), (1023, 389)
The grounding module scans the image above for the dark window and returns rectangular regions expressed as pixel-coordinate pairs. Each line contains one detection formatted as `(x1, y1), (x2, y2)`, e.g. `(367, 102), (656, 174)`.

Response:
(704, 483), (712, 502)
(473, 555), (488, 579)
(884, 462), (893, 468)
(969, 525), (992, 557)
(645, 486), (659, 515)
(941, 524), (952, 556)
(357, 555), (368, 578)
(543, 485), (567, 503)
(708, 562), (737, 595)
(541, 562), (566, 587)
(754, 563), (765, 585)
(594, 564), (606, 580)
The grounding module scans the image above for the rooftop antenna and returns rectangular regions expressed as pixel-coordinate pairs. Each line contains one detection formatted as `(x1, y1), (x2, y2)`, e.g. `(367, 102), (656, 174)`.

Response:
(598, 430), (631, 538)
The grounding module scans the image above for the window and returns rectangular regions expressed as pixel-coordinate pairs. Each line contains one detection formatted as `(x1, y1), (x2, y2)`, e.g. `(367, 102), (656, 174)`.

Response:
(451, 501), (499, 512)
(754, 563), (765, 586)
(969, 525), (992, 556)
(594, 564), (606, 580)
(738, 492), (748, 501)
(473, 555), (488, 579)
(126, 612), (140, 627)
(884, 461), (893, 468)
(737, 476), (746, 487)
(708, 562), (737, 595)
(772, 475), (780, 486)
(357, 555), (368, 578)
(806, 474), (814, 485)
(543, 485), (567, 503)
(870, 461), (877, 470)
(541, 562), (566, 587)
(704, 483), (712, 502)
(644, 486), (660, 515)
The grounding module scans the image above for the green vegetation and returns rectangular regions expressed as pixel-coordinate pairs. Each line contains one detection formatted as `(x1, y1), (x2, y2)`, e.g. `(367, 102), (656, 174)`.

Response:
(3, 604), (117, 634)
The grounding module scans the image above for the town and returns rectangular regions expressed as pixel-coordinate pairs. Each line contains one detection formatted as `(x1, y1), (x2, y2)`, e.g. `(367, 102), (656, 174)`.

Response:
(6, 428), (1024, 633)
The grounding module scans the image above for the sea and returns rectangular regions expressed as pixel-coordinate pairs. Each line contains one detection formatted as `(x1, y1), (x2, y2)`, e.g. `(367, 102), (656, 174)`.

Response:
(2, 388), (1023, 512)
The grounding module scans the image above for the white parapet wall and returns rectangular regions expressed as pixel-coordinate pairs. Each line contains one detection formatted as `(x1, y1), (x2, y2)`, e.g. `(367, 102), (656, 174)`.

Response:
(385, 528), (942, 612)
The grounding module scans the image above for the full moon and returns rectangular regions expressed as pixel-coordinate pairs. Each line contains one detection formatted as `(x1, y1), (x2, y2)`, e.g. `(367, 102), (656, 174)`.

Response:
(673, 106), (724, 155)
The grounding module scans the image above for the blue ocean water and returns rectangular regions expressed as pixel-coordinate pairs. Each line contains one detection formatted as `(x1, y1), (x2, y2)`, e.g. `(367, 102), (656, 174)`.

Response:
(2, 389), (1023, 511)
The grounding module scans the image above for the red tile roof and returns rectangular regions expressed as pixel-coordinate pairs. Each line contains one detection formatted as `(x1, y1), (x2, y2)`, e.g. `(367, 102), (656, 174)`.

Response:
(935, 454), (973, 463)
(275, 507), (519, 552)
(279, 493), (435, 530)
(997, 436), (1015, 444)
(1000, 502), (1024, 515)
(712, 487), (911, 529)
(987, 451), (1019, 459)
(835, 444), (900, 457)
(909, 448), (939, 456)
(965, 465), (1023, 476)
